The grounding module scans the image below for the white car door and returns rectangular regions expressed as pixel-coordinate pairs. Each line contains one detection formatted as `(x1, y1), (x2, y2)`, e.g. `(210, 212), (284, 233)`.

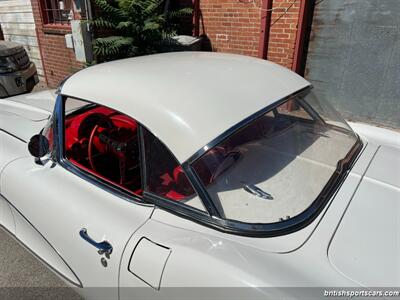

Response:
(0, 97), (155, 300)
(0, 130), (28, 234)
(1, 160), (153, 290)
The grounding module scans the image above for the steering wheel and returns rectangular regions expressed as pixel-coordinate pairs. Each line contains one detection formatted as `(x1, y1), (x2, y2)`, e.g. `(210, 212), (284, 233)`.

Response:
(87, 113), (138, 186)
(87, 114), (115, 172)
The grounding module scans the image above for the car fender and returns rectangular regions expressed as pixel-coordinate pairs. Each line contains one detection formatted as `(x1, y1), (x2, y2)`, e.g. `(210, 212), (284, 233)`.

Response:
(348, 121), (400, 149)
(119, 218), (272, 299)
(119, 216), (355, 299)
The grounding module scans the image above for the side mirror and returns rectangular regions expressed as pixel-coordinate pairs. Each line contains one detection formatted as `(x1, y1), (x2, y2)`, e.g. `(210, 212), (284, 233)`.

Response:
(28, 134), (50, 163)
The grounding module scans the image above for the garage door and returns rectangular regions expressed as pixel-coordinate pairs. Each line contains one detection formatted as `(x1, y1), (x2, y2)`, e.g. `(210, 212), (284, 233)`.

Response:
(304, 0), (400, 129)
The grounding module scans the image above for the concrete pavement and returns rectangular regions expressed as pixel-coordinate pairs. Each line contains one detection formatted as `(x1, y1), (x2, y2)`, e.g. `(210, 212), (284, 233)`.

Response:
(0, 228), (82, 299)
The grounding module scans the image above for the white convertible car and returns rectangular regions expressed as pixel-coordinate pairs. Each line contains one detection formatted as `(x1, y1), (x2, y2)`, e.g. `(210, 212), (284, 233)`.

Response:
(0, 52), (399, 299)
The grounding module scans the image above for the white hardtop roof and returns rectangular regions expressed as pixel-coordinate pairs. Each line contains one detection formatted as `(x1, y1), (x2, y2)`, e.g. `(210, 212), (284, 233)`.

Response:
(61, 52), (310, 163)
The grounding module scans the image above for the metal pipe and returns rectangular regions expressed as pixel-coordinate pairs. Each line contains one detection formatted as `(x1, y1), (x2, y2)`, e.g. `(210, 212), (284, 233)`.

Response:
(258, 0), (273, 59)
(292, 0), (310, 74)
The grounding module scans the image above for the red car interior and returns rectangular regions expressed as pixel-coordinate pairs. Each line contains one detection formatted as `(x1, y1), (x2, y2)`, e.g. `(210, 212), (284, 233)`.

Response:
(65, 105), (195, 201)
(65, 106), (143, 196)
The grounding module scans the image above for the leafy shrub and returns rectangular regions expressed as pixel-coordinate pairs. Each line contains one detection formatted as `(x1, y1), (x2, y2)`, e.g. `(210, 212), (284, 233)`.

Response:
(92, 0), (192, 61)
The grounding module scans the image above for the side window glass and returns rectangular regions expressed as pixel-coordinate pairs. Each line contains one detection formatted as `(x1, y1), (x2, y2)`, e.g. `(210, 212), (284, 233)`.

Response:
(64, 98), (143, 197)
(142, 128), (206, 212)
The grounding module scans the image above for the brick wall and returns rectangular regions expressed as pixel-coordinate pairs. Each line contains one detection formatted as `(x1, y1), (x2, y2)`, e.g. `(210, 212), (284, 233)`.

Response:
(199, 0), (262, 57)
(268, 0), (300, 69)
(31, 0), (83, 88)
(31, 0), (301, 88)
(198, 0), (301, 69)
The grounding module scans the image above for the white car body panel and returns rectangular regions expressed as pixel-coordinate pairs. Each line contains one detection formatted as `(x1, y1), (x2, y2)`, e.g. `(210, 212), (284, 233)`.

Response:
(366, 145), (400, 188)
(0, 90), (55, 143)
(0, 92), (56, 236)
(0, 53), (398, 299)
(9, 204), (81, 285)
(329, 145), (400, 287)
(0, 131), (28, 177)
(0, 100), (49, 121)
(61, 52), (309, 162)
(128, 237), (171, 290)
(349, 121), (400, 149)
(4, 89), (56, 113)
(0, 112), (48, 143)
(0, 132), (26, 235)
(0, 157), (154, 297)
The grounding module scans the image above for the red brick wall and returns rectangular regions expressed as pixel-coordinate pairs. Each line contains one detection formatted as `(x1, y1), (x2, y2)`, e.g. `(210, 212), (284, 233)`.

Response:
(198, 0), (301, 69)
(199, 0), (262, 57)
(32, 0), (301, 88)
(31, 0), (83, 88)
(268, 0), (301, 69)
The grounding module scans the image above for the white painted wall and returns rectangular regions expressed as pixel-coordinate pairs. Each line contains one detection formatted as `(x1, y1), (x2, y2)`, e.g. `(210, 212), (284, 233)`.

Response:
(0, 0), (44, 79)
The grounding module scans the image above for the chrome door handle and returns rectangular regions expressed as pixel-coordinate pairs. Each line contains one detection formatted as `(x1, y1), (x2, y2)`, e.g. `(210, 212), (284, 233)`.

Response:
(79, 228), (113, 256)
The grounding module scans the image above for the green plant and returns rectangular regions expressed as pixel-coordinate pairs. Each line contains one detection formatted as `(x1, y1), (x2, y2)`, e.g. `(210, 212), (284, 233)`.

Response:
(92, 0), (192, 61)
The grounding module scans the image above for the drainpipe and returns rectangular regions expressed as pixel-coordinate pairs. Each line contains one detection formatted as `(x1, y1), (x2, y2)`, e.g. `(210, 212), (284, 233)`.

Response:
(258, 0), (273, 59)
(193, 0), (200, 36)
(292, 0), (310, 75)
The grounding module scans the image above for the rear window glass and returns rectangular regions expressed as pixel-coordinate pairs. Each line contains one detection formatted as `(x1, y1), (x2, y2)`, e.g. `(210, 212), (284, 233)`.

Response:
(191, 90), (358, 224)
